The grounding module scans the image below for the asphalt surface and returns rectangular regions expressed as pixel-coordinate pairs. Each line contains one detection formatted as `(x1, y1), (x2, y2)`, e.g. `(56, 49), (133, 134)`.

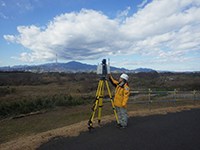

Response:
(37, 108), (200, 150)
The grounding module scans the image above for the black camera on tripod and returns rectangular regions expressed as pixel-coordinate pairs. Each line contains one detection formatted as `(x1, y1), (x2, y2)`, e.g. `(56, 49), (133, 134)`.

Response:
(97, 59), (110, 76)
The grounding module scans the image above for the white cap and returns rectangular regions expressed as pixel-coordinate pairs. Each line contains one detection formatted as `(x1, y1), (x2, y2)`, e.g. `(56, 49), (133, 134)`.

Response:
(120, 73), (129, 81)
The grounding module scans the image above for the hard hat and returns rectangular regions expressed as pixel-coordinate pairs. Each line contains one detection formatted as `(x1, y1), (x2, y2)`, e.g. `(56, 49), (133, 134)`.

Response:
(120, 73), (129, 81)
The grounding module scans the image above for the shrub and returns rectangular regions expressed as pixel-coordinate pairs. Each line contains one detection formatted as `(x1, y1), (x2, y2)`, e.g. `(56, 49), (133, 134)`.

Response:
(0, 88), (10, 96)
(43, 98), (53, 109)
(0, 102), (11, 117)
(0, 94), (92, 119)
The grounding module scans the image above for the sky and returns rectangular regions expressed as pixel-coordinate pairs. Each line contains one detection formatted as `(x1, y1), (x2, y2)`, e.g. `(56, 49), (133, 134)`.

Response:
(0, 0), (200, 72)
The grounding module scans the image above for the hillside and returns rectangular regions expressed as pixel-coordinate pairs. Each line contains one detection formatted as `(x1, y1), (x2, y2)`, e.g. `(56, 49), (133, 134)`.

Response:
(0, 61), (156, 73)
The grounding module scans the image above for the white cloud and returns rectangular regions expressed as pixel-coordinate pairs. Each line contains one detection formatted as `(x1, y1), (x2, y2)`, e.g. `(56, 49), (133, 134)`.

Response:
(0, 12), (8, 19)
(115, 7), (131, 24)
(121, 0), (200, 39)
(117, 6), (130, 18)
(1, 1), (5, 6)
(3, 0), (200, 65)
(25, 4), (34, 10)
(16, 1), (34, 13)
(0, 60), (3, 63)
(5, 9), (122, 61)
(120, 56), (199, 67)
(11, 51), (54, 62)
(137, 0), (148, 8)
(11, 53), (34, 62)
(4, 35), (16, 43)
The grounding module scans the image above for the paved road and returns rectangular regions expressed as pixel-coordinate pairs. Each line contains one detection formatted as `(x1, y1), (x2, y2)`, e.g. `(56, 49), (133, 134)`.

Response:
(37, 108), (200, 150)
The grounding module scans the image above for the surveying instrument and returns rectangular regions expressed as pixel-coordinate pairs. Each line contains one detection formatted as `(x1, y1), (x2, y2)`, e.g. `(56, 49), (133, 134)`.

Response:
(88, 59), (119, 132)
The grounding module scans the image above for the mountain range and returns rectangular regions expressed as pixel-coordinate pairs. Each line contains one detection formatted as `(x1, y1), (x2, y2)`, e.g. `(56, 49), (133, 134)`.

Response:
(0, 61), (156, 73)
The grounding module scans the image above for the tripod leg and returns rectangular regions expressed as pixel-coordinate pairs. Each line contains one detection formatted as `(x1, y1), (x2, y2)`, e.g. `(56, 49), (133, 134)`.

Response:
(88, 80), (103, 132)
(105, 80), (119, 124)
(98, 80), (104, 124)
(88, 97), (98, 132)
(91, 80), (101, 111)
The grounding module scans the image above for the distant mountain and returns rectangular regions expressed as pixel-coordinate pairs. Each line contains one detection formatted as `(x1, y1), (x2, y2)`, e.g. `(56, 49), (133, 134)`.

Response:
(133, 68), (157, 72)
(41, 61), (130, 72)
(0, 61), (157, 73)
(58, 61), (96, 70)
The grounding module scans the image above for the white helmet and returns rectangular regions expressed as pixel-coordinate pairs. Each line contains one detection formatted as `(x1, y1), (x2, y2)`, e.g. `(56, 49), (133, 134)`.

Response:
(120, 73), (129, 81)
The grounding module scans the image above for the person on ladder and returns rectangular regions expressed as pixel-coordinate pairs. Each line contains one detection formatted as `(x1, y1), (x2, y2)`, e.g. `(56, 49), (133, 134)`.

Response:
(108, 73), (130, 129)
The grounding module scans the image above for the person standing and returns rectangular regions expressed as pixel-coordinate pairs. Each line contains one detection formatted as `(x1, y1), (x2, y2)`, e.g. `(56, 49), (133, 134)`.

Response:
(108, 73), (130, 128)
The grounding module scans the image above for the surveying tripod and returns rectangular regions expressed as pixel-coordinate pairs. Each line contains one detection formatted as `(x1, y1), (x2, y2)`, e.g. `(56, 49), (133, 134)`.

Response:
(88, 76), (119, 132)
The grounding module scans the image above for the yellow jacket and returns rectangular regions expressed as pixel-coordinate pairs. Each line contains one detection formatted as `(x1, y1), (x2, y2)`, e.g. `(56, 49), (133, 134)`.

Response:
(109, 75), (130, 109)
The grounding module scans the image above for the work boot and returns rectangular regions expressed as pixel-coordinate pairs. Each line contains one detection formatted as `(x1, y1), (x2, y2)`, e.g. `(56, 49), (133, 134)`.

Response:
(117, 124), (127, 129)
(120, 125), (127, 129)
(116, 124), (121, 128)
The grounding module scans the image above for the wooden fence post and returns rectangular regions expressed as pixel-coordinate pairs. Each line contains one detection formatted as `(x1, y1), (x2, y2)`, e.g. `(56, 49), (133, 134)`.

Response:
(174, 89), (177, 107)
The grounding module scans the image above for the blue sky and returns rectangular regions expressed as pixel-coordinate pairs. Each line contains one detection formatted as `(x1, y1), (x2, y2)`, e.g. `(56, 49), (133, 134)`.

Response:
(0, 0), (200, 71)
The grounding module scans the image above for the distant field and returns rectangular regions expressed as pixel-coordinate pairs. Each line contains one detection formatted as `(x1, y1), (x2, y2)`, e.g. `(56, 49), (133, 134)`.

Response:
(0, 72), (200, 119)
(0, 72), (200, 144)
